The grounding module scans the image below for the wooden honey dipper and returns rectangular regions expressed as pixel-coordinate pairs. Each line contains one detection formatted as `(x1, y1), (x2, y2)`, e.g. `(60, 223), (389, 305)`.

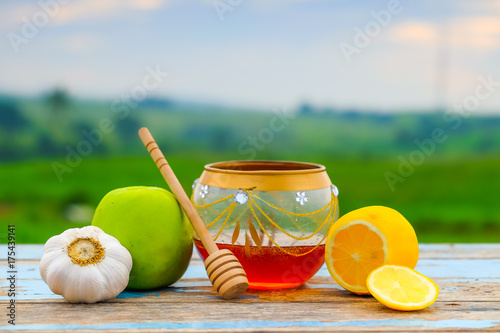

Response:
(138, 127), (249, 299)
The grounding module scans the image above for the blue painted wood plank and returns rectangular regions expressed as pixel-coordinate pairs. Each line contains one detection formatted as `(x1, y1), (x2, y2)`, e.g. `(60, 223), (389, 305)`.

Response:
(0, 319), (499, 331)
(0, 261), (210, 301)
(1, 244), (499, 332)
(0, 244), (44, 260)
(312, 260), (500, 278)
(2, 259), (499, 301)
(417, 259), (500, 278)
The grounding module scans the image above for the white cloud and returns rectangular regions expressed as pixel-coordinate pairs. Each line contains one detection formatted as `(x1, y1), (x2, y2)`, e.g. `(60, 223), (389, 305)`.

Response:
(53, 0), (169, 25)
(129, 0), (165, 10)
(54, 0), (119, 24)
(1, 1), (500, 113)
(449, 16), (500, 50)
(0, 0), (170, 32)
(389, 21), (438, 44)
(388, 17), (500, 51)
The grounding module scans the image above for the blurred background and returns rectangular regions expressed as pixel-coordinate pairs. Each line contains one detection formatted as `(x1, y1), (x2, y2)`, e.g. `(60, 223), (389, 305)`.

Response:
(1, 0), (499, 243)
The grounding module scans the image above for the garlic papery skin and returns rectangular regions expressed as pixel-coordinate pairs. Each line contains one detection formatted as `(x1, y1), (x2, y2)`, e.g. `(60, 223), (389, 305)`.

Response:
(39, 226), (133, 303)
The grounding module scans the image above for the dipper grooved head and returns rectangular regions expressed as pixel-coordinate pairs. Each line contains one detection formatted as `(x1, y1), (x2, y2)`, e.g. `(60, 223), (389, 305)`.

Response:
(204, 249), (249, 299)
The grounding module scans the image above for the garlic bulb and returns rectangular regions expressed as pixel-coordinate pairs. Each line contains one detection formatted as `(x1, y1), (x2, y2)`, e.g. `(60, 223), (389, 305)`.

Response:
(39, 226), (133, 303)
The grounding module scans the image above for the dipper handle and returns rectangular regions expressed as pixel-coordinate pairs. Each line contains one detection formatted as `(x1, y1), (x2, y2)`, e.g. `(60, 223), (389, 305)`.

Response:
(139, 128), (249, 299)
(138, 127), (219, 254)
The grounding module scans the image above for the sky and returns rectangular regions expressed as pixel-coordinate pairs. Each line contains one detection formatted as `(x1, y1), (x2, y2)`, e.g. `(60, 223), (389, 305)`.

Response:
(1, 0), (500, 113)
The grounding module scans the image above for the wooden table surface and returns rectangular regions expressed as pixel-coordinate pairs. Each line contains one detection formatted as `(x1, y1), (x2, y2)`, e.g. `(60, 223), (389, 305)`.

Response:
(1, 244), (499, 332)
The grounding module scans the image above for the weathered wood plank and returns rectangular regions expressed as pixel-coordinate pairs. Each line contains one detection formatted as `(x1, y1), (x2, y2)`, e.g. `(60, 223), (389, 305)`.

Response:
(4, 329), (500, 333)
(418, 244), (500, 260)
(2, 258), (499, 302)
(2, 277), (499, 304)
(1, 244), (499, 332)
(3, 300), (500, 331)
(2, 272), (499, 331)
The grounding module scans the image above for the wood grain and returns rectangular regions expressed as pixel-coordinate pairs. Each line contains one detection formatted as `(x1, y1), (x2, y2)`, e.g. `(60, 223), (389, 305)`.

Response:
(418, 244), (500, 260)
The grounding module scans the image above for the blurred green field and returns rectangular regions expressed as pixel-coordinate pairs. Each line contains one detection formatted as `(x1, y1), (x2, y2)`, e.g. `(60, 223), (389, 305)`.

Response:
(2, 95), (500, 244)
(1, 154), (499, 244)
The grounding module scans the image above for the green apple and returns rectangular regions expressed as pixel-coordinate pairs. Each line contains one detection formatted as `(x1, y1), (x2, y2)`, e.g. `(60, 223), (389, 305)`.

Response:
(91, 186), (193, 290)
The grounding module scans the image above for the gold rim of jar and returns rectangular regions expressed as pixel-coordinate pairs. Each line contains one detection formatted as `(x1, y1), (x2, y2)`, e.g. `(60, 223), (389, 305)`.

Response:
(199, 160), (332, 191)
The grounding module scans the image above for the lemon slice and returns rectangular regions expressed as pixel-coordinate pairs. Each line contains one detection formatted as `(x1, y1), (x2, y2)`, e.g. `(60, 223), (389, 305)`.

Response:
(367, 265), (439, 311)
(326, 220), (388, 293)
